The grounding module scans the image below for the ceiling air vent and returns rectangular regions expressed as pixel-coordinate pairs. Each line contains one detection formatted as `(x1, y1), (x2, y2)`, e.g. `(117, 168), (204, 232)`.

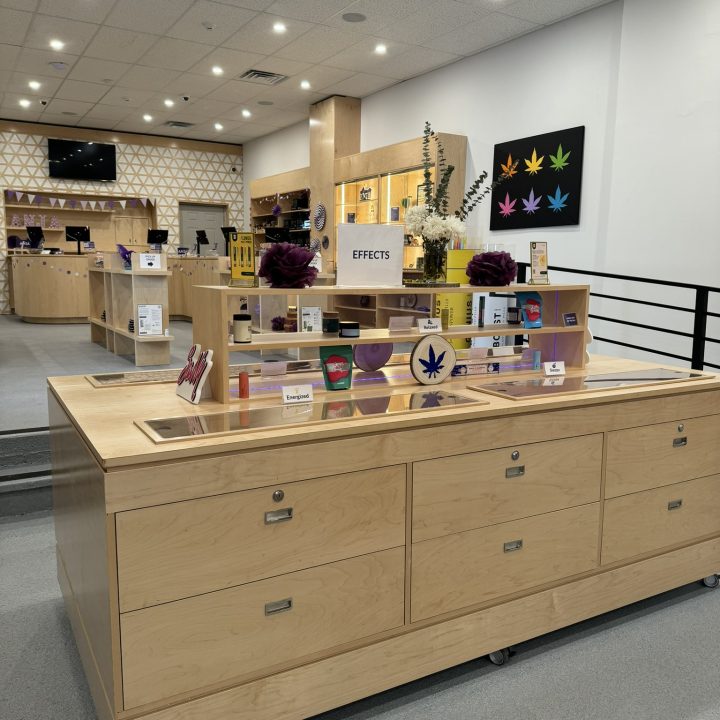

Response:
(238, 69), (287, 85)
(164, 121), (194, 128)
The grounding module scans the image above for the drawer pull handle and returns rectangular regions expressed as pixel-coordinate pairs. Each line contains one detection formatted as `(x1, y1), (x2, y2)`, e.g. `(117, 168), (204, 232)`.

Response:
(265, 507), (293, 524)
(504, 539), (523, 553)
(668, 499), (683, 511)
(673, 437), (687, 448)
(265, 597), (293, 616)
(505, 465), (525, 479)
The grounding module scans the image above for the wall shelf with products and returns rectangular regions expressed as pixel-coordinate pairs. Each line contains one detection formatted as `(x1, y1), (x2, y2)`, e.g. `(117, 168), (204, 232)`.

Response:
(88, 252), (173, 367)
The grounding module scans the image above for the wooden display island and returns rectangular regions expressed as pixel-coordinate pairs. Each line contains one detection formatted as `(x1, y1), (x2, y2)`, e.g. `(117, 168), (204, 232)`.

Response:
(49, 284), (720, 720)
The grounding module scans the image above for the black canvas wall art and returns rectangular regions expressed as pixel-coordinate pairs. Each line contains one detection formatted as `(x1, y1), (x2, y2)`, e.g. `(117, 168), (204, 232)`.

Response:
(489, 126), (585, 231)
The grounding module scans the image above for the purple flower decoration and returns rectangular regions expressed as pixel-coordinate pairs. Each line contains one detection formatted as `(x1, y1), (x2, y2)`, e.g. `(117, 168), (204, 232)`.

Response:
(116, 243), (133, 265)
(466, 251), (517, 287)
(271, 315), (286, 332)
(271, 203), (282, 217)
(258, 242), (318, 289)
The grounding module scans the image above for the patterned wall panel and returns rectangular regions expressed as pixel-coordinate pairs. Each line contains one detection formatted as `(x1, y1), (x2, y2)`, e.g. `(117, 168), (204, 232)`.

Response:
(0, 131), (243, 314)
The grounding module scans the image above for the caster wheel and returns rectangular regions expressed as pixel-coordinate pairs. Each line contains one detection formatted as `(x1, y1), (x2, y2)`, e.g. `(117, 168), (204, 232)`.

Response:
(487, 648), (510, 666)
(702, 574), (719, 588)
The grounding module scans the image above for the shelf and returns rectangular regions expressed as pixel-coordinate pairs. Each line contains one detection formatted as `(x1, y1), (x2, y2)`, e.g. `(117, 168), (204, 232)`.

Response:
(288, 229), (310, 233)
(6, 226), (64, 231)
(5, 205), (113, 213)
(90, 317), (173, 342)
(228, 324), (584, 352)
(377, 306), (430, 315)
(334, 304), (377, 312)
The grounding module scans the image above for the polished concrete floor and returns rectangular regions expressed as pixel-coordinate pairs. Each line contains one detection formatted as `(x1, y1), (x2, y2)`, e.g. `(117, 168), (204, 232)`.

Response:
(2, 510), (720, 720)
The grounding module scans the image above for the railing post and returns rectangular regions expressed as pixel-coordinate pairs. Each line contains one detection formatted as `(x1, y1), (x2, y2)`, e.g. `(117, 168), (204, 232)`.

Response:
(691, 288), (709, 370)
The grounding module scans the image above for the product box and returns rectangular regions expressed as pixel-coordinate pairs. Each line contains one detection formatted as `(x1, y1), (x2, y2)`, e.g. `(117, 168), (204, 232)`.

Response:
(471, 294), (510, 350)
(434, 250), (478, 350)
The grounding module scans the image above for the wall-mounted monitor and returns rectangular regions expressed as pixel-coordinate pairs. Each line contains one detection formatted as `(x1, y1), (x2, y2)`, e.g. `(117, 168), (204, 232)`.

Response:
(48, 138), (117, 182)
(147, 229), (169, 245)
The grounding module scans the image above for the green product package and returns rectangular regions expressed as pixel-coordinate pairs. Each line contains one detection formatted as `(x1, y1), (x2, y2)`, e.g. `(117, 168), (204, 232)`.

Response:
(319, 345), (353, 391)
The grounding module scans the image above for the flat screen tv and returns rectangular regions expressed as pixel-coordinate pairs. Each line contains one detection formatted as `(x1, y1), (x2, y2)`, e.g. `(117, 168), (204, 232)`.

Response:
(48, 139), (116, 182)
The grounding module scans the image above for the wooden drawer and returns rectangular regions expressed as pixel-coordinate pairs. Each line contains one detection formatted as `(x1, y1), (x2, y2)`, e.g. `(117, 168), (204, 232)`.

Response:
(413, 434), (602, 542)
(605, 415), (720, 498)
(601, 474), (720, 565)
(121, 548), (405, 709)
(116, 465), (405, 611)
(411, 503), (599, 622)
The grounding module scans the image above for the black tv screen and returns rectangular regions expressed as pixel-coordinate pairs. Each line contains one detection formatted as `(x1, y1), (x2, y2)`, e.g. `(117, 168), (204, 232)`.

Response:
(48, 139), (116, 182)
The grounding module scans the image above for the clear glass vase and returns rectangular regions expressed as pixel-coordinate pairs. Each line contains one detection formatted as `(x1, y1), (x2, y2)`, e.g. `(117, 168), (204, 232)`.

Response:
(422, 238), (448, 284)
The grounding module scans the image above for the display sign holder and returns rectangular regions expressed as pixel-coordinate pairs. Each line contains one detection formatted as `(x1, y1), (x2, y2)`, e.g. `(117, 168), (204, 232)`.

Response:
(336, 224), (404, 287)
(229, 231), (256, 287)
(528, 241), (550, 285)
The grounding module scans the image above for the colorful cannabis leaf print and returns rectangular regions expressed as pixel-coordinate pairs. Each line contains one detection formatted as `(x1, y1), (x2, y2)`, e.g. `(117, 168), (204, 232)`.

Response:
(498, 193), (517, 218)
(549, 143), (570, 171)
(547, 186), (569, 212)
(524, 148), (544, 175)
(500, 153), (518, 178)
(522, 188), (541, 214)
(419, 345), (446, 379)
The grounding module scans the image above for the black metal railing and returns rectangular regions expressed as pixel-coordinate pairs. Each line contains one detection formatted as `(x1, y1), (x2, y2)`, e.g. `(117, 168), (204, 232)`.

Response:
(516, 263), (720, 371)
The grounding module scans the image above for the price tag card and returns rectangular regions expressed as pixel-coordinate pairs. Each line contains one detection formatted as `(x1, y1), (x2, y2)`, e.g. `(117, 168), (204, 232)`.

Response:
(388, 316), (414, 332)
(529, 241), (549, 284)
(562, 312), (578, 327)
(543, 360), (566, 376)
(282, 384), (314, 405)
(418, 317), (443, 334)
(139, 253), (162, 270)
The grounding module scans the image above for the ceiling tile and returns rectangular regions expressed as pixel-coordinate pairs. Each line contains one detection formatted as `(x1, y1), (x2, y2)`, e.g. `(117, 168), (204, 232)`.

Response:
(187, 47), (266, 78)
(251, 56), (312, 77)
(42, 97), (94, 115)
(55, 79), (110, 102)
(1, 91), (42, 112)
(115, 65), (182, 92)
(0, 8), (33, 45)
(499, 0), (610, 25)
(14, 47), (77, 77)
(0, 0), (39, 10)
(222, 13), (314, 55)
(6, 71), (63, 95)
(422, 11), (539, 55)
(138, 37), (215, 71)
(323, 36), (412, 75)
(23, 14), (99, 55)
(204, 79), (265, 103)
(84, 27), (157, 64)
(321, 0), (429, 35)
(0, 43), (21, 68)
(166, 1), (258, 44)
(80, 117), (118, 130)
(37, 0), (115, 23)
(265, 0), (356, 22)
(37, 112), (82, 125)
(161, 72), (230, 99)
(262, 109), (309, 128)
(250, 82), (324, 107)
(67, 57), (130, 83)
(322, 71), (396, 97)
(212, 0), (275, 9)
(0, 70), (10, 90)
(292, 64), (354, 91)
(373, 46), (460, 80)
(274, 25), (365, 63)
(81, 104), (135, 121)
(104, 0), (194, 35)
(99, 86), (157, 107)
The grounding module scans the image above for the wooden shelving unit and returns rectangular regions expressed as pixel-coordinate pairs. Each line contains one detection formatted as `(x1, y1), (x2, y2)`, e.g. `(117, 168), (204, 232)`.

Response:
(192, 283), (590, 404)
(88, 251), (173, 366)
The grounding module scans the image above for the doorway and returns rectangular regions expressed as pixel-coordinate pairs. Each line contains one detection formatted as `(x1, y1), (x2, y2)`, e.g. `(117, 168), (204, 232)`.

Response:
(179, 203), (227, 255)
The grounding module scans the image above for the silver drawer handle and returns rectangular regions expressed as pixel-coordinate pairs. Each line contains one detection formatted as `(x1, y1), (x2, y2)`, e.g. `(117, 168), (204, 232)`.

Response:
(264, 597), (293, 615)
(668, 499), (683, 511)
(673, 437), (687, 448)
(505, 465), (525, 479)
(265, 507), (293, 524)
(504, 539), (523, 553)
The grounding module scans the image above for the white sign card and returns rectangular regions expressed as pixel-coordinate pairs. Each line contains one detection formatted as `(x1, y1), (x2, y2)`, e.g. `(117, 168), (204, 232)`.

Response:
(417, 317), (443, 334)
(139, 252), (162, 270)
(301, 306), (322, 332)
(176, 344), (214, 404)
(137, 304), (163, 336)
(282, 384), (314, 405)
(336, 224), (404, 287)
(529, 242), (549, 284)
(388, 316), (415, 332)
(543, 360), (566, 376)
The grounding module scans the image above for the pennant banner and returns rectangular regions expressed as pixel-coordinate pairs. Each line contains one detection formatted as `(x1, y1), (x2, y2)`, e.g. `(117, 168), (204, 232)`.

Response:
(80, 200), (88, 210)
(58, 198), (66, 208)
(27, 194), (35, 204)
(7, 191), (16, 202)
(128, 199), (137, 208)
(16, 192), (24, 202)
(140, 198), (147, 207)
(118, 200), (126, 209)
(49, 197), (58, 207)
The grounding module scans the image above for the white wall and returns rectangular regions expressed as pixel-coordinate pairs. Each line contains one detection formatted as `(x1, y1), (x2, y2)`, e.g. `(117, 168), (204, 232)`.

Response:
(242, 121), (309, 229)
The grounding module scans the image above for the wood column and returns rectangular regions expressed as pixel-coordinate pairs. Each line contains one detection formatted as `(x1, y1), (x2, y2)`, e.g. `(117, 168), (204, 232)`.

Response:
(309, 96), (360, 270)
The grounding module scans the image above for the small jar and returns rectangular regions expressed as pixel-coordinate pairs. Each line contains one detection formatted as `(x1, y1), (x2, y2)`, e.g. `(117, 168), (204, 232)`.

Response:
(339, 320), (360, 338)
(322, 311), (340, 334)
(233, 313), (252, 343)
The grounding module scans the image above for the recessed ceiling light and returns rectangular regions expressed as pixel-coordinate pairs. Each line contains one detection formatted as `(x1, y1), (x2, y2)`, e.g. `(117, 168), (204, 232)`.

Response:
(164, 98), (175, 107)
(272, 21), (287, 34)
(374, 43), (387, 55)
(342, 12), (366, 22)
(143, 113), (153, 122)
(49, 39), (65, 51)
(214, 122), (223, 131)
(19, 99), (31, 108)
(300, 79), (311, 90)
(211, 65), (224, 76)
(241, 108), (252, 118)
(28, 80), (41, 90)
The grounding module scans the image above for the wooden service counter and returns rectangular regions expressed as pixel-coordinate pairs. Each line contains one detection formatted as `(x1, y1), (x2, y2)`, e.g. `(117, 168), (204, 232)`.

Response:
(167, 256), (229, 319)
(48, 357), (720, 720)
(10, 254), (89, 322)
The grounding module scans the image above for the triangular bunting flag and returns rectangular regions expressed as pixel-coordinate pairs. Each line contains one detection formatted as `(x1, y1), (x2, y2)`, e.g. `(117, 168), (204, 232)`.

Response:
(49, 197), (58, 207)
(118, 200), (126, 209)
(16, 192), (24, 202)
(58, 198), (66, 208)
(8, 191), (16, 201)
(80, 200), (88, 210)
(27, 194), (35, 204)
(128, 199), (137, 208)
(140, 198), (147, 207)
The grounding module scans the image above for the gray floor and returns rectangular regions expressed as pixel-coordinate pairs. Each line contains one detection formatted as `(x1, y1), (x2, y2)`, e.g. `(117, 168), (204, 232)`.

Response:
(2, 511), (720, 720)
